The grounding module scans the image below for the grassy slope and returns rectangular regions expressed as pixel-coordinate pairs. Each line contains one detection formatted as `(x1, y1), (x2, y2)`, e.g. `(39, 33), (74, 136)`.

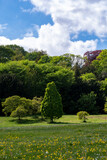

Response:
(0, 115), (107, 159)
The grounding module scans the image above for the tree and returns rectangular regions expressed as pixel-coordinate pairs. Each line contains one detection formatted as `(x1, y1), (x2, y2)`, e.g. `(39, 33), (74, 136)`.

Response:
(2, 95), (32, 116)
(80, 73), (96, 83)
(6, 45), (27, 61)
(2, 95), (43, 117)
(73, 62), (81, 82)
(77, 91), (97, 114)
(25, 50), (47, 62)
(38, 55), (51, 64)
(31, 97), (42, 115)
(100, 78), (107, 96)
(10, 105), (27, 120)
(84, 50), (102, 64)
(0, 99), (3, 116)
(2, 95), (21, 116)
(104, 97), (107, 113)
(49, 54), (84, 68)
(77, 111), (89, 122)
(41, 82), (63, 123)
(0, 61), (29, 98)
(0, 45), (15, 62)
(49, 55), (71, 67)
(92, 49), (107, 80)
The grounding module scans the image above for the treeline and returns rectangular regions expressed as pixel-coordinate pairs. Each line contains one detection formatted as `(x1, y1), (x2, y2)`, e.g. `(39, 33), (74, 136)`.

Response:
(0, 45), (107, 115)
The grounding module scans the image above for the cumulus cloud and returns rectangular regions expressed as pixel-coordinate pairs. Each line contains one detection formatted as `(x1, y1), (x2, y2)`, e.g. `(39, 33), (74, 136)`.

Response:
(1, 0), (107, 56)
(31, 0), (107, 37)
(0, 35), (97, 56)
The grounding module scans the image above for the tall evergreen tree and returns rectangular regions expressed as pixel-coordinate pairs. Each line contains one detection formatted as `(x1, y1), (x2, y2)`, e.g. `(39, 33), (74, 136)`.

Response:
(41, 81), (63, 123)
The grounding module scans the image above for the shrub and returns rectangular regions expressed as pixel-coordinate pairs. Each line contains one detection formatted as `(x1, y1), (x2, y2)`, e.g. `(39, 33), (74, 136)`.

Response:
(77, 111), (89, 122)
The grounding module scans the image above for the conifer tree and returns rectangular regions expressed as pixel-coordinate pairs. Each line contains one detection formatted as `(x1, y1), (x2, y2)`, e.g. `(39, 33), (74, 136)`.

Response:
(41, 81), (63, 123)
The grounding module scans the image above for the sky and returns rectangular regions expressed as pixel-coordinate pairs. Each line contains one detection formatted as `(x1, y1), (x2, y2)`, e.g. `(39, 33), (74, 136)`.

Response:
(0, 0), (107, 56)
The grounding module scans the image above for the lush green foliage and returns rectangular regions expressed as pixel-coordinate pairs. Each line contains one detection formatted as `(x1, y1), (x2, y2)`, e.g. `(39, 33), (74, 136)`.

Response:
(77, 91), (97, 114)
(100, 78), (107, 96)
(0, 45), (15, 62)
(0, 45), (107, 115)
(25, 50), (47, 62)
(31, 97), (42, 115)
(104, 98), (107, 113)
(92, 49), (107, 80)
(10, 105), (27, 120)
(77, 111), (89, 122)
(80, 73), (96, 82)
(41, 82), (63, 122)
(2, 96), (31, 116)
(2, 95), (41, 117)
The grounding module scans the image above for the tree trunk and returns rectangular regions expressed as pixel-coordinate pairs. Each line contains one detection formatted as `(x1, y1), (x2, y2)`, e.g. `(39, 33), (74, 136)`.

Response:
(83, 116), (86, 122)
(18, 116), (21, 121)
(50, 117), (54, 123)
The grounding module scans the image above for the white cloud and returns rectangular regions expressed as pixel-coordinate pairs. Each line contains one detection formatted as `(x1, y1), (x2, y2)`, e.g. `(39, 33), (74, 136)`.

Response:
(69, 40), (98, 55)
(1, 0), (107, 56)
(30, 0), (107, 37)
(0, 36), (37, 51)
(0, 24), (7, 32)
(0, 34), (97, 56)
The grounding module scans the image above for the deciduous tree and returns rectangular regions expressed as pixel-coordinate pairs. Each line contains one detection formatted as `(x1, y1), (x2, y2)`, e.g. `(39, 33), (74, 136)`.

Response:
(10, 105), (27, 120)
(77, 91), (97, 114)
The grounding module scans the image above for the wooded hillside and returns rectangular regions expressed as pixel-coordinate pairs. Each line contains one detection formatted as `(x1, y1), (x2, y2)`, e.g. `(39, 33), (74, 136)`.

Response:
(0, 45), (107, 115)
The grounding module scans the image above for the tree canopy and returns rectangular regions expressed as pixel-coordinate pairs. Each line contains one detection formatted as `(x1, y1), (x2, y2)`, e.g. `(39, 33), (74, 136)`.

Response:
(0, 45), (106, 115)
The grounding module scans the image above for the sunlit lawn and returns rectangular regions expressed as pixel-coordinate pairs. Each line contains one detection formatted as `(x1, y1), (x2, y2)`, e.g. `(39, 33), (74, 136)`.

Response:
(0, 115), (107, 159)
(0, 115), (107, 128)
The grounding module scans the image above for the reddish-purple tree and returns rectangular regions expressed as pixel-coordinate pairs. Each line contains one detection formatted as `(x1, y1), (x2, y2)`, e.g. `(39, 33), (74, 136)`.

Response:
(84, 50), (102, 64)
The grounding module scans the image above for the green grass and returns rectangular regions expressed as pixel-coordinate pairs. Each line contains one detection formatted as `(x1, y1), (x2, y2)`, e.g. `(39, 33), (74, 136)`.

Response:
(0, 115), (107, 128)
(0, 115), (107, 159)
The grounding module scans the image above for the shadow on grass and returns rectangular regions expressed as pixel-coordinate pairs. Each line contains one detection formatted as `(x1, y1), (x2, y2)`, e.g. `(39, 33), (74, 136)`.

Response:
(9, 118), (72, 125)
(9, 117), (45, 124)
(47, 121), (72, 124)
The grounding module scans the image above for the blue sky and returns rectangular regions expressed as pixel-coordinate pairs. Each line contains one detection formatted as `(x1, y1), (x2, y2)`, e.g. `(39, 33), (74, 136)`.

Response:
(0, 0), (53, 39)
(0, 0), (107, 56)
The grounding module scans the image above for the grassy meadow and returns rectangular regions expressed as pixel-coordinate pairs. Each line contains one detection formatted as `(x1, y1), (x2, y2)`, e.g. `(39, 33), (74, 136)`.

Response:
(0, 115), (107, 159)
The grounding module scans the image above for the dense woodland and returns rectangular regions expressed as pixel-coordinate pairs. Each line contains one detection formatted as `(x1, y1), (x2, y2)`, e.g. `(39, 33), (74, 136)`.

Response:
(0, 45), (107, 116)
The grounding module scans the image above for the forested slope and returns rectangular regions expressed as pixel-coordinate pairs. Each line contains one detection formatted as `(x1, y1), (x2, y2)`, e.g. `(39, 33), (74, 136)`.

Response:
(0, 45), (107, 115)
